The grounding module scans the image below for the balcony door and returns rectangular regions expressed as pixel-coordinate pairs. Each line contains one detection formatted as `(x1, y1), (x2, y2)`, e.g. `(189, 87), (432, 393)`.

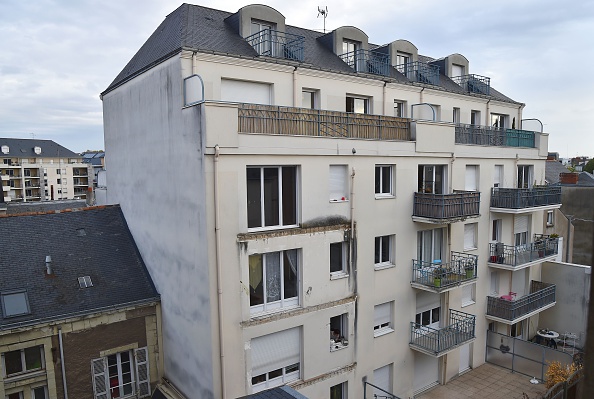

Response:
(417, 228), (444, 263)
(418, 165), (446, 194)
(517, 165), (533, 189)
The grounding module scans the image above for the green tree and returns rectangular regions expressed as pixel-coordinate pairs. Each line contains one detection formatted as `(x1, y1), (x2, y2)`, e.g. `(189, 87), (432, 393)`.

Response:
(585, 159), (594, 174)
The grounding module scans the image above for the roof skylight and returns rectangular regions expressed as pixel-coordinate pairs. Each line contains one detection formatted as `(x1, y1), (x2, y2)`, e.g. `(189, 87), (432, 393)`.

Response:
(1, 290), (31, 318)
(78, 276), (93, 288)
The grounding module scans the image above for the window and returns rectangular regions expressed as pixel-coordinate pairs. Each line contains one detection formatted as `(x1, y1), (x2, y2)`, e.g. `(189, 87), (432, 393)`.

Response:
(1, 145), (8, 154)
(491, 113), (508, 128)
(31, 386), (48, 399)
(396, 52), (411, 77)
(417, 228), (444, 263)
(511, 320), (524, 338)
(547, 211), (554, 226)
(56, 169), (60, 174)
(6, 393), (23, 399)
(330, 382), (347, 399)
(490, 271), (499, 295)
(470, 110), (480, 126)
(374, 235), (393, 267)
(342, 40), (360, 70)
(464, 223), (477, 250)
(465, 165), (478, 191)
(249, 250), (299, 313)
(418, 165), (445, 194)
(517, 165), (533, 189)
(24, 170), (31, 177)
(330, 314), (348, 351)
(91, 347), (150, 399)
(394, 100), (406, 117)
(375, 165), (393, 196)
(57, 179), (61, 184)
(302, 90), (317, 109)
(246, 166), (297, 230)
(494, 165), (503, 188)
(330, 242), (348, 276)
(461, 284), (475, 307)
(452, 107), (460, 123)
(451, 64), (465, 77)
(1, 346), (44, 378)
(491, 219), (502, 242)
(373, 302), (393, 336)
(514, 215), (529, 246)
(1, 290), (30, 317)
(415, 306), (440, 329)
(251, 20), (275, 56)
(373, 364), (392, 398)
(329, 165), (348, 201)
(78, 276), (93, 288)
(251, 328), (300, 392)
(346, 96), (369, 114)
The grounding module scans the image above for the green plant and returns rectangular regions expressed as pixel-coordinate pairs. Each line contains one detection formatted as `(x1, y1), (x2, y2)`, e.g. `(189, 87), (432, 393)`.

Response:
(550, 233), (559, 239)
(584, 158), (594, 174)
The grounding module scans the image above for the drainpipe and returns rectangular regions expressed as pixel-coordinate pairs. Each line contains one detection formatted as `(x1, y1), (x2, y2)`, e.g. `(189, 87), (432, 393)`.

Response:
(214, 144), (227, 398)
(58, 327), (68, 399)
(293, 67), (298, 107)
(382, 82), (387, 115)
(350, 166), (358, 361)
(486, 99), (491, 125)
(449, 153), (455, 194)
(419, 87), (425, 104)
(514, 153), (520, 187)
(192, 51), (198, 75)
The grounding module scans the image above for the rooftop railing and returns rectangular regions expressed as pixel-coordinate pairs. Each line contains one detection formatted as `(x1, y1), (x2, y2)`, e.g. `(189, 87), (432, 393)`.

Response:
(238, 104), (411, 141)
(487, 281), (556, 321)
(245, 29), (305, 62)
(339, 49), (390, 76)
(412, 191), (480, 222)
(455, 124), (536, 148)
(396, 61), (440, 85)
(488, 236), (559, 268)
(412, 252), (477, 292)
(451, 74), (491, 95)
(410, 310), (475, 356)
(490, 186), (561, 209)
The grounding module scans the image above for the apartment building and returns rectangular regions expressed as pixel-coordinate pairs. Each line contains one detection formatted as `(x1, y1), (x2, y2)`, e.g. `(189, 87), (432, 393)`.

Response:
(101, 4), (561, 398)
(0, 138), (91, 202)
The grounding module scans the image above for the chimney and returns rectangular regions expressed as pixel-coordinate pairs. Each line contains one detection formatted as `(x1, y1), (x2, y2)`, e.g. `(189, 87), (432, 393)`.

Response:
(560, 172), (579, 185)
(45, 255), (52, 275)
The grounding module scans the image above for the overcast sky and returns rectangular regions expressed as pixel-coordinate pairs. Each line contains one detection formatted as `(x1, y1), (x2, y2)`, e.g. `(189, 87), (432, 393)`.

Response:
(1, 0), (593, 157)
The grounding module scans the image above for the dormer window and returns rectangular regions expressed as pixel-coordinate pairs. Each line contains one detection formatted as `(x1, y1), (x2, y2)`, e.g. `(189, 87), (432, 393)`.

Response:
(251, 20), (275, 56)
(1, 145), (8, 154)
(396, 52), (412, 78)
(342, 40), (360, 70)
(245, 19), (304, 61)
(34, 146), (42, 155)
(452, 64), (465, 77)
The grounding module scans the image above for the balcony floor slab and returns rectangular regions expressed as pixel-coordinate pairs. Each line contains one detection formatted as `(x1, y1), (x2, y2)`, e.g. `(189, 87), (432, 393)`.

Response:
(485, 301), (556, 325)
(487, 254), (558, 271)
(490, 204), (561, 214)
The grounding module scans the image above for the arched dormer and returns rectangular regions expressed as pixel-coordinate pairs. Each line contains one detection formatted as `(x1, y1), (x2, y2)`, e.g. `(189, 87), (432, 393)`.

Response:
(387, 39), (418, 66)
(226, 4), (286, 39)
(433, 53), (469, 78)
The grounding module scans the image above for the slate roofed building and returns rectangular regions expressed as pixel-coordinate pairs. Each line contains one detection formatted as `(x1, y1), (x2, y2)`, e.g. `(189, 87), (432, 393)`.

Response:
(0, 205), (162, 399)
(101, 3), (562, 398)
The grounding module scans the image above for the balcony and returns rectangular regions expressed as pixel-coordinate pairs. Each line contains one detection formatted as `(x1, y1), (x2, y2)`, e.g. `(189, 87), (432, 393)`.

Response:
(411, 252), (478, 293)
(455, 124), (536, 148)
(0, 175), (8, 181)
(488, 235), (559, 270)
(410, 310), (476, 357)
(238, 104), (411, 141)
(245, 29), (304, 62)
(486, 281), (556, 324)
(451, 74), (490, 95)
(339, 49), (390, 76)
(396, 61), (440, 85)
(490, 186), (561, 213)
(412, 191), (480, 223)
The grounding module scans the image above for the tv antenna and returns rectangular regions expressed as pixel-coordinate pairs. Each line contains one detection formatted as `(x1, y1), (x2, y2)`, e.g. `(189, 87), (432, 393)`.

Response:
(317, 6), (328, 33)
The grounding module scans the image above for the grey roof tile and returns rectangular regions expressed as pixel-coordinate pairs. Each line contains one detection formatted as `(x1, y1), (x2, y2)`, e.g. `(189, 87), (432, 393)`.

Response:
(0, 138), (80, 159)
(545, 160), (570, 184)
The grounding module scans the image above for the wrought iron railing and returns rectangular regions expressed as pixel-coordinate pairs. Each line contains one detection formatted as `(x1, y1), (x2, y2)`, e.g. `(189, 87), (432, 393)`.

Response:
(451, 74), (491, 95)
(339, 49), (390, 76)
(410, 310), (475, 355)
(238, 104), (411, 140)
(411, 252), (477, 291)
(488, 236), (559, 267)
(396, 61), (440, 85)
(490, 186), (561, 209)
(245, 29), (305, 62)
(363, 382), (400, 399)
(455, 124), (536, 147)
(413, 191), (480, 221)
(487, 281), (556, 321)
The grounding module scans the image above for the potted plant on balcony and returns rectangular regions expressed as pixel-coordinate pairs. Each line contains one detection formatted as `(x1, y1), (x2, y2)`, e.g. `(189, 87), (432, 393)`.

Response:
(433, 267), (446, 288)
(464, 262), (475, 279)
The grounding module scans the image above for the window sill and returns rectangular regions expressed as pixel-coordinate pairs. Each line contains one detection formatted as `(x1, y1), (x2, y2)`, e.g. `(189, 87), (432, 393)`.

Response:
(464, 246), (478, 251)
(3, 369), (46, 383)
(330, 272), (349, 280)
(373, 327), (394, 338)
(247, 224), (300, 233)
(329, 199), (349, 203)
(375, 194), (395, 200)
(250, 305), (300, 319)
(461, 300), (476, 308)
(330, 342), (349, 352)
(374, 263), (395, 271)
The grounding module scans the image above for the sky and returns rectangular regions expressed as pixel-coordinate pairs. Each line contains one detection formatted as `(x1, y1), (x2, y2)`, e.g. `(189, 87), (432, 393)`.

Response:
(0, 0), (593, 157)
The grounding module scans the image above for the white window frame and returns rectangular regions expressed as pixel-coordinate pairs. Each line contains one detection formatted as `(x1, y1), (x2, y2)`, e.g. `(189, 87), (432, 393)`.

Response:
(5, 392), (24, 399)
(330, 314), (348, 351)
(302, 89), (318, 109)
(465, 165), (479, 192)
(415, 306), (441, 330)
(464, 223), (478, 250)
(1, 346), (45, 379)
(547, 211), (554, 226)
(394, 100), (406, 118)
(249, 250), (300, 314)
(491, 113), (508, 128)
(329, 165), (348, 202)
(91, 347), (150, 399)
(31, 385), (48, 399)
(251, 328), (301, 393)
(251, 20), (275, 56)
(373, 364), (392, 398)
(330, 382), (347, 399)
(374, 235), (394, 269)
(345, 95), (369, 114)
(418, 164), (446, 194)
(417, 228), (444, 263)
(491, 219), (502, 243)
(494, 165), (503, 188)
(517, 165), (533, 189)
(373, 301), (394, 337)
(461, 283), (476, 307)
(470, 110), (481, 126)
(452, 107), (461, 124)
(375, 165), (394, 197)
(330, 242), (349, 278)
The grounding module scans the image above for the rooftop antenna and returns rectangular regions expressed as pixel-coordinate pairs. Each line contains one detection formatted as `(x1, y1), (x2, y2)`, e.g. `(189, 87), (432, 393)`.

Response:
(317, 6), (328, 33)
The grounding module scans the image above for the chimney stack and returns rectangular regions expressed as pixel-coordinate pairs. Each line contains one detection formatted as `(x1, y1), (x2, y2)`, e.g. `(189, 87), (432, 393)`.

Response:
(560, 172), (579, 185)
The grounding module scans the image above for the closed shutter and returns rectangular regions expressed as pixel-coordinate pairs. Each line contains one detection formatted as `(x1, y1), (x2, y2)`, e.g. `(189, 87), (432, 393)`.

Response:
(374, 302), (391, 328)
(91, 357), (108, 399)
(461, 284), (473, 306)
(221, 79), (271, 105)
(514, 215), (529, 235)
(464, 224), (476, 249)
(251, 327), (300, 376)
(329, 165), (347, 201)
(135, 347), (150, 398)
(451, 64), (464, 78)
(373, 364), (392, 397)
(465, 166), (477, 191)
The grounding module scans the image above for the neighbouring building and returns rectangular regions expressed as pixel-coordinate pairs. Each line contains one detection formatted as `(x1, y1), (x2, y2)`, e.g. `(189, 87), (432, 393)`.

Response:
(81, 151), (106, 187)
(101, 3), (562, 398)
(0, 138), (91, 203)
(0, 205), (162, 399)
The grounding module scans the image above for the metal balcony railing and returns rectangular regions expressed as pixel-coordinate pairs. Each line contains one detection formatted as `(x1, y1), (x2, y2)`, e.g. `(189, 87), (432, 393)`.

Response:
(488, 236), (559, 267)
(339, 49), (390, 76)
(238, 104), (411, 141)
(490, 186), (561, 209)
(486, 281), (556, 321)
(245, 29), (305, 62)
(413, 191), (480, 222)
(451, 74), (491, 95)
(411, 252), (477, 291)
(410, 310), (476, 356)
(396, 61), (440, 85)
(455, 124), (536, 147)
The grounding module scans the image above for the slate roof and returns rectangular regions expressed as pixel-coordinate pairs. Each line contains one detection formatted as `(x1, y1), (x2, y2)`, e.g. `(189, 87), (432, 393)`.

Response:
(0, 138), (80, 159)
(0, 205), (160, 330)
(102, 3), (520, 105)
(81, 151), (105, 166)
(5, 199), (87, 215)
(236, 386), (309, 399)
(578, 171), (594, 186)
(545, 160), (570, 184)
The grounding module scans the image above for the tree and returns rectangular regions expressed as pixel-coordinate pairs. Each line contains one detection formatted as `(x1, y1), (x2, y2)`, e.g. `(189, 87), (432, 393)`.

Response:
(584, 159), (594, 174)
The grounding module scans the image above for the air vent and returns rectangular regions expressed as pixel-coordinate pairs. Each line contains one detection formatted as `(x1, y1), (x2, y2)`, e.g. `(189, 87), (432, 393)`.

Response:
(78, 276), (93, 288)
